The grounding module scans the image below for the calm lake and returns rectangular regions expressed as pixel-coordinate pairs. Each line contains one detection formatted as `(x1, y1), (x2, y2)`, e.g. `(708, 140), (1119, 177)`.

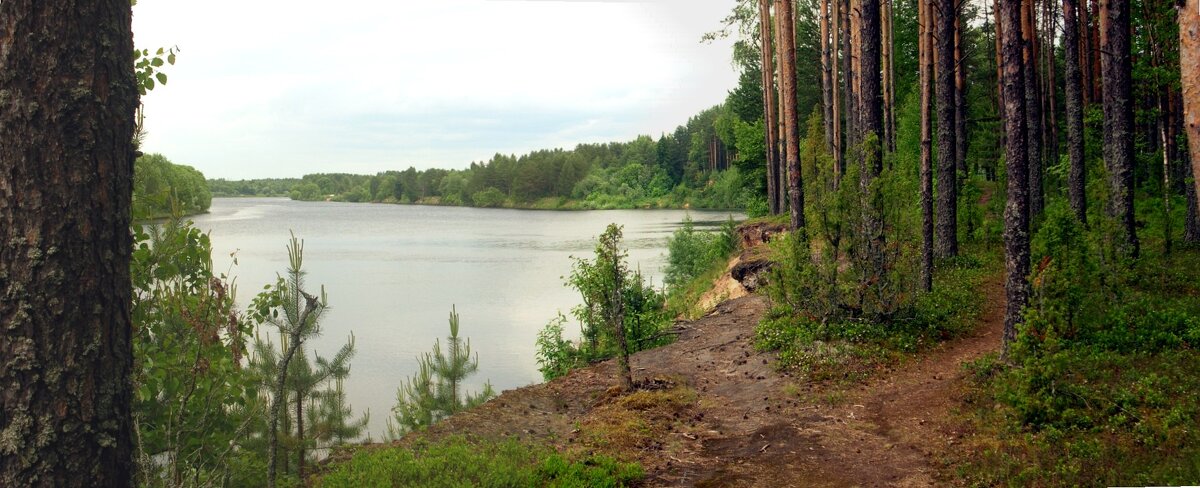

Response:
(191, 197), (742, 438)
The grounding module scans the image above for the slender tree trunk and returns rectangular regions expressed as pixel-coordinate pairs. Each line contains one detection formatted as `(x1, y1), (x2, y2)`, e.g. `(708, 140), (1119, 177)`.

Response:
(267, 294), (319, 488)
(1161, 94), (1173, 254)
(955, 8), (968, 181)
(1023, 0), (1045, 218)
(861, 0), (882, 176)
(937, 0), (959, 258)
(775, 7), (789, 215)
(296, 386), (306, 481)
(888, 0), (898, 152)
(1046, 1), (1060, 167)
(1182, 0), (1200, 224)
(759, 0), (782, 215)
(843, 0), (857, 149)
(1064, 0), (1088, 224)
(776, 0), (806, 232)
(0, 0), (138, 485)
(1090, 0), (1103, 101)
(996, 0), (1007, 152)
(921, 0), (935, 291)
(1100, 0), (1139, 258)
(1000, 0), (1031, 356)
(821, 0), (835, 155)
(834, 0), (845, 183)
(1081, 0), (1093, 105)
(882, 0), (893, 153)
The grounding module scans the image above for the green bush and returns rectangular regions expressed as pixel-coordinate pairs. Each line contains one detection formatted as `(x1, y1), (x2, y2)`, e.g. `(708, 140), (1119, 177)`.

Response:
(317, 437), (642, 488)
(663, 216), (737, 291)
(961, 202), (1200, 486)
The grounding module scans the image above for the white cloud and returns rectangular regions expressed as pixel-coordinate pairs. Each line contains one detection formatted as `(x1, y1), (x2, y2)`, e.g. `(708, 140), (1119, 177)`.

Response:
(133, 0), (739, 179)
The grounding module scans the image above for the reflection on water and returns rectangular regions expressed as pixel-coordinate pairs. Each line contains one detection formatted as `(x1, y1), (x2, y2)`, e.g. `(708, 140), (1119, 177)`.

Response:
(191, 198), (742, 438)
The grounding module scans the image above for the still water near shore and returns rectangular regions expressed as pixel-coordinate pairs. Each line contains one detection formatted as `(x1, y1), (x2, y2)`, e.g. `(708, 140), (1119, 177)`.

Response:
(191, 197), (742, 438)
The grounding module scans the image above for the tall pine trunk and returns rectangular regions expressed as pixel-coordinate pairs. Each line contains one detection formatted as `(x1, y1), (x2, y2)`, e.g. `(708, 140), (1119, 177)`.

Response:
(776, 0), (806, 232)
(1023, 0), (1045, 218)
(1064, 0), (1088, 224)
(955, 10), (968, 181)
(1000, 0), (1031, 355)
(0, 1), (139, 485)
(921, 0), (935, 291)
(1182, 0), (1200, 223)
(1100, 0), (1139, 258)
(821, 0), (835, 156)
(758, 0), (781, 215)
(834, 0), (845, 183)
(937, 0), (959, 258)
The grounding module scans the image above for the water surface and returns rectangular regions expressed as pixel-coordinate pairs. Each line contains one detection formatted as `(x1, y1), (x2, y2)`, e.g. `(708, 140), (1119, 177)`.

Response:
(192, 198), (742, 438)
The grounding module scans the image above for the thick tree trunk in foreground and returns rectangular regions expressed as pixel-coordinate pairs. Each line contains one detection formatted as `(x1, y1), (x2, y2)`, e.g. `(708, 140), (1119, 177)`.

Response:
(1000, 0), (1030, 355)
(921, 0), (935, 291)
(1100, 0), (1139, 258)
(0, 1), (138, 486)
(937, 0), (959, 258)
(1182, 0), (1200, 224)
(776, 0), (806, 232)
(1064, 0), (1088, 224)
(758, 0), (781, 215)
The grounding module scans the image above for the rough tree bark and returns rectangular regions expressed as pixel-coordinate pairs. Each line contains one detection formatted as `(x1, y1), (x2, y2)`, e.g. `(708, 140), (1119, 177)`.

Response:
(843, 0), (857, 149)
(758, 0), (781, 215)
(0, 1), (139, 486)
(821, 0), (835, 156)
(882, 0), (894, 152)
(1023, 0), (1045, 218)
(1046, 0), (1060, 167)
(776, 0), (806, 232)
(1100, 0), (1139, 258)
(1065, 0), (1088, 224)
(1000, 0), (1031, 355)
(921, 0), (935, 291)
(937, 0), (960, 258)
(1081, 0), (1093, 104)
(1182, 0), (1200, 223)
(955, 8), (968, 181)
(861, 0), (883, 176)
(833, 0), (845, 183)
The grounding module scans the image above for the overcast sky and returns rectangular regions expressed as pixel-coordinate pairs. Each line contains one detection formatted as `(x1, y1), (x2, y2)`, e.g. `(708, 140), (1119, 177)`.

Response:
(132, 0), (740, 180)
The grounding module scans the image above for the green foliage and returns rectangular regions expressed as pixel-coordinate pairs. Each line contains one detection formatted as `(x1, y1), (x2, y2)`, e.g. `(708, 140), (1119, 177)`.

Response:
(535, 225), (672, 381)
(317, 437), (642, 488)
(134, 46), (177, 95)
(247, 234), (364, 484)
(208, 178), (300, 197)
(256, 105), (756, 211)
(961, 203), (1200, 486)
(134, 153), (212, 219)
(757, 111), (993, 380)
(663, 217), (737, 290)
(388, 307), (496, 438)
(131, 219), (256, 486)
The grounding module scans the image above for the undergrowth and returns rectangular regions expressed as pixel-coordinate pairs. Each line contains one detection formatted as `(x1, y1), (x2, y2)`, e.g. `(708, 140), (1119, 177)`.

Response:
(957, 203), (1200, 486)
(317, 436), (643, 488)
(755, 236), (998, 383)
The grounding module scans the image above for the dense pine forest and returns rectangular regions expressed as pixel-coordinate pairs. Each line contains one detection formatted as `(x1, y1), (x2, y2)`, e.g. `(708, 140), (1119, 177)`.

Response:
(3, 0), (1200, 486)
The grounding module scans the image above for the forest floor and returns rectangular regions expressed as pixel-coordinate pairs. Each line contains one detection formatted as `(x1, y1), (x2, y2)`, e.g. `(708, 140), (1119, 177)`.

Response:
(380, 268), (1006, 487)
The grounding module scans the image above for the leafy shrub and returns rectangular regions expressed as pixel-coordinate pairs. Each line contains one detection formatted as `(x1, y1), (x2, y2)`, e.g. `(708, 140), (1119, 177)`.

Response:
(663, 216), (737, 291)
(960, 202), (1200, 486)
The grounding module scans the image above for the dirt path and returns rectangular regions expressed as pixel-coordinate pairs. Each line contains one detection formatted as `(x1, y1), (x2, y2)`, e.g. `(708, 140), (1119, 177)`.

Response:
(401, 275), (1005, 487)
